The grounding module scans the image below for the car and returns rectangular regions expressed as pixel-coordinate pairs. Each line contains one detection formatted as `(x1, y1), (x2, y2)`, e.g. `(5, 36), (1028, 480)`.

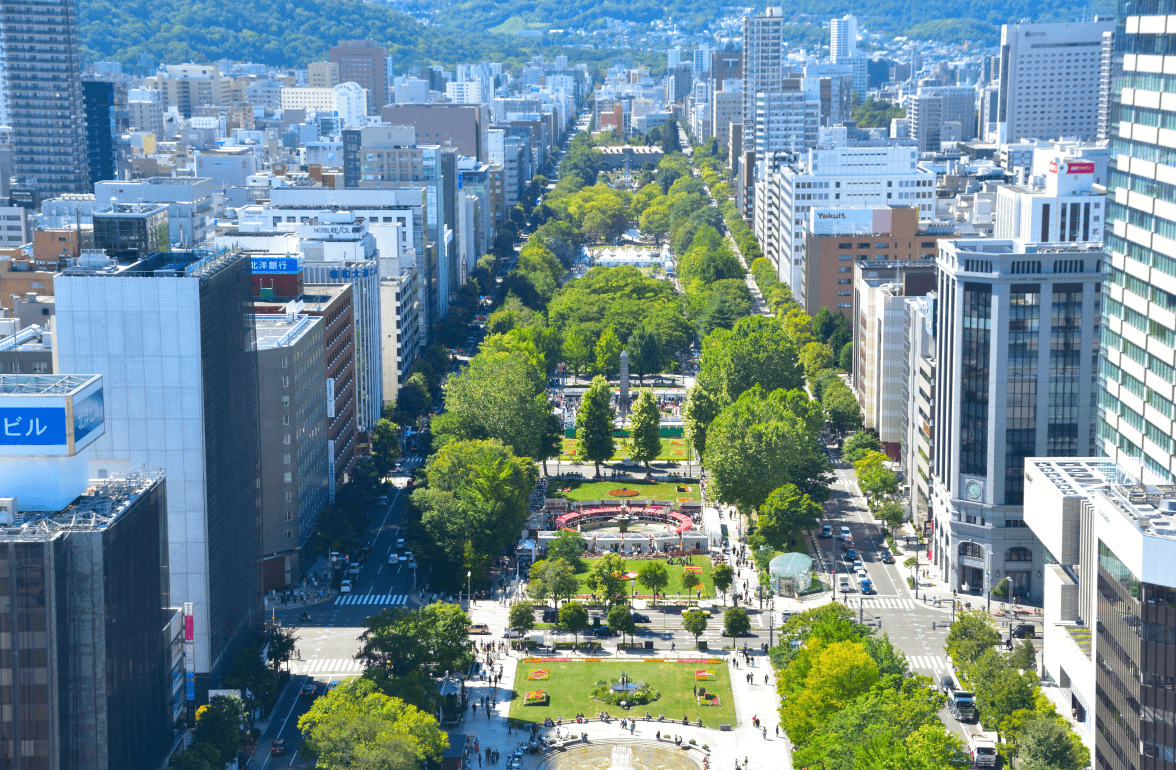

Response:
(340, 579), (352, 594)
(299, 683), (318, 699)
(393, 462), (404, 472)
(396, 538), (406, 548)
(377, 495), (388, 506)
(542, 609), (558, 623)
(1011, 624), (1037, 639)
(842, 538), (855, 551)
(853, 559), (864, 571)
(819, 525), (833, 539)
(470, 623), (491, 635)
(404, 550), (414, 561)
(631, 613), (650, 623)
(502, 628), (523, 639)
(846, 548), (857, 561)
(856, 567), (868, 579)
(271, 738), (287, 756)
(880, 551), (895, 564)
(860, 578), (874, 594)
(840, 526), (851, 540)
(348, 562), (361, 575)
(388, 553), (399, 564)
(838, 577), (852, 593)
(592, 626), (617, 638)
(326, 680), (341, 694)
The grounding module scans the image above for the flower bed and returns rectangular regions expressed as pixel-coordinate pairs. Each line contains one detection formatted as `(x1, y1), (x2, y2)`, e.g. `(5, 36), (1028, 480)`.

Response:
(695, 670), (716, 681)
(527, 669), (550, 680)
(589, 679), (659, 706)
(607, 488), (640, 498)
(697, 693), (721, 706)
(524, 690), (549, 706)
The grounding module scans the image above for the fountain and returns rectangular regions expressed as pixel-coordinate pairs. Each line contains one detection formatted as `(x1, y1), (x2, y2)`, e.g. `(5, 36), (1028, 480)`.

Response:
(609, 745), (637, 770)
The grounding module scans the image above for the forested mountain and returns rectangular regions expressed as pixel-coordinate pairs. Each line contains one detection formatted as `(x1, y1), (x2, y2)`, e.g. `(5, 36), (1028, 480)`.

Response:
(78, 0), (1118, 69)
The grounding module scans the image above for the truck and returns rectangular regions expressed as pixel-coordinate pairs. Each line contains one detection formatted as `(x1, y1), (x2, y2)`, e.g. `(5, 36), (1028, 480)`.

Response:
(968, 731), (999, 767)
(939, 675), (978, 723)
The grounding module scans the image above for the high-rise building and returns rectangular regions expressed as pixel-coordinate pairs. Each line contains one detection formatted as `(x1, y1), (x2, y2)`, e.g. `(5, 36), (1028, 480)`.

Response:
(330, 40), (389, 115)
(829, 15), (867, 96)
(1, 0), (90, 194)
(997, 20), (1113, 142)
(742, 8), (786, 137)
(308, 60), (340, 89)
(830, 15), (857, 62)
(1023, 459), (1176, 769)
(753, 82), (820, 155)
(1099, 5), (1176, 484)
(902, 293), (937, 524)
(908, 93), (943, 153)
(930, 237), (1104, 602)
(254, 312), (328, 591)
(0, 411), (175, 770)
(1097, 30), (1118, 142)
(82, 80), (118, 186)
(916, 85), (979, 142)
(54, 248), (262, 700)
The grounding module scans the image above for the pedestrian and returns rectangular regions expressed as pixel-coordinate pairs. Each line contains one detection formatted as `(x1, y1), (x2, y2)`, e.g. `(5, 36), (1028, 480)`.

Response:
(775, 725), (779, 737)
(762, 726), (767, 739)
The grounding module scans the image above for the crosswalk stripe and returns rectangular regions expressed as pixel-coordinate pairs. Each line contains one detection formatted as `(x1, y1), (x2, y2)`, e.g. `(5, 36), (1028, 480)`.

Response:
(293, 659), (365, 675)
(334, 594), (408, 606)
(907, 655), (951, 672)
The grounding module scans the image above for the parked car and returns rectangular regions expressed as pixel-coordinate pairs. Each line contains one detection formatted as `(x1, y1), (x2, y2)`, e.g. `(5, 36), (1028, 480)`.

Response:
(340, 579), (352, 594)
(299, 683), (318, 699)
(819, 525), (833, 539)
(271, 739), (287, 756)
(470, 623), (491, 635)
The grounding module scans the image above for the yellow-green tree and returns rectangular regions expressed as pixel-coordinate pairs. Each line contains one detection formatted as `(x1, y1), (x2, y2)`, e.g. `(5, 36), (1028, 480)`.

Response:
(299, 678), (448, 770)
(781, 640), (880, 745)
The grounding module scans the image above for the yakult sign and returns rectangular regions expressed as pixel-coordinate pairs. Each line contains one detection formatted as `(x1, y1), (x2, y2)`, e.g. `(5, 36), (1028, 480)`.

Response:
(809, 208), (893, 236)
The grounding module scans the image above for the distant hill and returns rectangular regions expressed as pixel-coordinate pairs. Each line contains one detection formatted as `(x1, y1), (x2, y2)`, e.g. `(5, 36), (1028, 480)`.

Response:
(77, 0), (624, 69)
(78, 0), (1118, 70)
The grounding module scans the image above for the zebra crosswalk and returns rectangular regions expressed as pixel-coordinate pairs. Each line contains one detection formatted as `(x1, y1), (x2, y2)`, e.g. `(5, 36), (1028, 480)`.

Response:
(907, 655), (952, 674)
(861, 598), (916, 610)
(334, 594), (409, 606)
(291, 659), (364, 675)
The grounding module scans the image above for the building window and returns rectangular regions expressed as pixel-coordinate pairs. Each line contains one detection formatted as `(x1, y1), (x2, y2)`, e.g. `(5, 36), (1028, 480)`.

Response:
(282, 356), (289, 368)
(286, 530), (293, 540)
(286, 510), (293, 521)
(284, 453), (291, 464)
(285, 491), (292, 502)
(1005, 546), (1033, 561)
(282, 396), (290, 407)
(959, 542), (983, 558)
(282, 376), (290, 388)
(284, 472), (292, 483)
(282, 414), (290, 425)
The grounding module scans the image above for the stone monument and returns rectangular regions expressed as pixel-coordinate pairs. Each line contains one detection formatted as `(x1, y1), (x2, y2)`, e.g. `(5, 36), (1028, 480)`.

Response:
(619, 349), (630, 414)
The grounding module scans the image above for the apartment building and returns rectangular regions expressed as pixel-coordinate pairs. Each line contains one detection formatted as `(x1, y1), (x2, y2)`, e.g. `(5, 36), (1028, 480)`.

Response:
(742, 7), (786, 133)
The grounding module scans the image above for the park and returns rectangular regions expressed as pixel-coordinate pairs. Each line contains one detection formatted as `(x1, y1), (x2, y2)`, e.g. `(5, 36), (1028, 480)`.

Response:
(506, 658), (738, 729)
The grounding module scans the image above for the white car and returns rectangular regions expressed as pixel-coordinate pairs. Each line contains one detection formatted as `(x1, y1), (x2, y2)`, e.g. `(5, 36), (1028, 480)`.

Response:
(838, 577), (852, 593)
(396, 538), (406, 548)
(340, 579), (352, 594)
(388, 553), (399, 564)
(853, 559), (864, 571)
(856, 567), (869, 579)
(502, 628), (523, 639)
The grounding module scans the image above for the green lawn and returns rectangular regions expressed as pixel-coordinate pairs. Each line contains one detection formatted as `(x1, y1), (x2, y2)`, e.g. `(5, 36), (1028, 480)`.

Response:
(573, 556), (715, 597)
(560, 437), (692, 463)
(507, 659), (737, 728)
(548, 478), (702, 503)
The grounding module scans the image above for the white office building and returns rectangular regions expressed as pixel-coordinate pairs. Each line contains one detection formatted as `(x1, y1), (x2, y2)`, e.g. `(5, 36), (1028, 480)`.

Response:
(280, 82), (369, 127)
(753, 84), (821, 155)
(754, 133), (935, 294)
(996, 20), (1114, 142)
(742, 8), (786, 133)
(829, 15), (867, 96)
(994, 141), (1108, 243)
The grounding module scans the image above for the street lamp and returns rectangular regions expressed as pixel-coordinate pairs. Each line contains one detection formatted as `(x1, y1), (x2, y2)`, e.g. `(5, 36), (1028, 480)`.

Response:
(467, 571), (472, 609)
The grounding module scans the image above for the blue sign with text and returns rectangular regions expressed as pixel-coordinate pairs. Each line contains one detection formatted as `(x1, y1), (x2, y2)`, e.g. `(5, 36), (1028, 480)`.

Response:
(0, 407), (67, 445)
(251, 257), (302, 274)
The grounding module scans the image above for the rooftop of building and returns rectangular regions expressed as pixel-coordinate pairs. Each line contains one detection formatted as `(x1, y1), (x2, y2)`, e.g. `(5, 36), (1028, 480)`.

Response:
(61, 247), (246, 280)
(0, 374), (97, 395)
(0, 325), (50, 353)
(93, 202), (169, 217)
(253, 283), (350, 315)
(1, 468), (164, 537)
(254, 313), (319, 349)
(940, 238), (1104, 256)
(1027, 459), (1176, 539)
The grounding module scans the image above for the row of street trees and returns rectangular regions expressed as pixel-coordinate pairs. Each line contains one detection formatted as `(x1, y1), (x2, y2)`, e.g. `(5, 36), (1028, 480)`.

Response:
(946, 611), (1088, 770)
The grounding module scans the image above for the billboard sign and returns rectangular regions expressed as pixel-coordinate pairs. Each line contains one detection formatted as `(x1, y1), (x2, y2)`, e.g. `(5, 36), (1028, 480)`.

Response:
(0, 375), (104, 456)
(250, 257), (303, 274)
(1049, 160), (1096, 174)
(809, 208), (892, 236)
